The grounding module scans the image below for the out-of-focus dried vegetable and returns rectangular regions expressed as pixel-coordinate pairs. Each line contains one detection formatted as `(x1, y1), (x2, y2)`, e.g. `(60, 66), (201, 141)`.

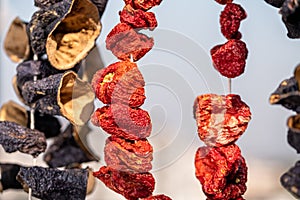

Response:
(264, 0), (285, 8)
(4, 17), (31, 63)
(287, 115), (300, 153)
(91, 61), (145, 107)
(281, 160), (300, 198)
(34, 95), (61, 115)
(93, 166), (155, 200)
(0, 163), (23, 192)
(280, 0), (300, 38)
(46, 0), (101, 70)
(0, 121), (46, 157)
(17, 166), (88, 200)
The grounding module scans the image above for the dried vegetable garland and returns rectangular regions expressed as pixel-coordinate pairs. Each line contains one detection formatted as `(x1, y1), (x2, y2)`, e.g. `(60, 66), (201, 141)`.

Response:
(193, 1), (252, 199)
(90, 0), (171, 199)
(0, 0), (109, 199)
(265, 0), (300, 198)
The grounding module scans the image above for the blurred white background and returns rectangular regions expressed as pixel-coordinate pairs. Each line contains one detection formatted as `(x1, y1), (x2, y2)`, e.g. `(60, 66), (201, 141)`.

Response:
(1, 0), (300, 199)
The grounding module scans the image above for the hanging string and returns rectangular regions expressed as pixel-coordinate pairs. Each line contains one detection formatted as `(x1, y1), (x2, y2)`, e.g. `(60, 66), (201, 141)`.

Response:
(228, 78), (232, 94)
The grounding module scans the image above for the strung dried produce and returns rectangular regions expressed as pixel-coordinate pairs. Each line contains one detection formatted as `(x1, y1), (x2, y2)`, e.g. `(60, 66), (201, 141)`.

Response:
(287, 115), (300, 153)
(44, 124), (98, 168)
(193, 94), (251, 147)
(0, 163), (23, 192)
(123, 0), (162, 11)
(264, 0), (285, 8)
(46, 0), (101, 70)
(106, 23), (154, 61)
(34, 95), (61, 115)
(141, 194), (172, 200)
(4, 17), (31, 63)
(17, 166), (88, 200)
(194, 144), (247, 200)
(120, 4), (158, 30)
(280, 0), (300, 38)
(34, 0), (63, 8)
(91, 61), (146, 107)
(93, 166), (155, 200)
(104, 136), (153, 172)
(90, 0), (109, 16)
(91, 104), (152, 140)
(0, 121), (46, 157)
(281, 160), (300, 198)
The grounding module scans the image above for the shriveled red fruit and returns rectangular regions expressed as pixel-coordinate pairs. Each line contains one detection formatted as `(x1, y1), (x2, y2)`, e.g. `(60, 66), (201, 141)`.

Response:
(195, 144), (247, 200)
(104, 136), (153, 172)
(211, 39), (248, 78)
(124, 0), (163, 11)
(220, 3), (247, 39)
(142, 194), (172, 200)
(91, 104), (152, 140)
(106, 23), (154, 61)
(120, 4), (157, 30)
(91, 61), (145, 107)
(214, 0), (233, 5)
(93, 166), (155, 200)
(193, 94), (251, 147)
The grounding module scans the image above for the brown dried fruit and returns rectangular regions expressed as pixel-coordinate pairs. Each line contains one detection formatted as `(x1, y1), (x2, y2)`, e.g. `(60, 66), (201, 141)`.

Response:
(91, 104), (152, 140)
(194, 94), (251, 147)
(106, 23), (154, 61)
(91, 61), (145, 107)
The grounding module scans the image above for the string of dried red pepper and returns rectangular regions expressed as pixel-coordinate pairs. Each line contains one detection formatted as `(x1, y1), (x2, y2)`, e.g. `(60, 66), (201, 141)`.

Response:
(91, 0), (172, 199)
(193, 1), (251, 200)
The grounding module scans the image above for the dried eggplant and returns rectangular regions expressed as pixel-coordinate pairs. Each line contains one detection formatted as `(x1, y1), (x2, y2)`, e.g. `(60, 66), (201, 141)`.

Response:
(280, 0), (300, 38)
(44, 124), (97, 168)
(34, 95), (61, 116)
(17, 166), (88, 200)
(287, 115), (300, 153)
(34, 0), (63, 8)
(281, 160), (300, 198)
(0, 163), (23, 192)
(4, 17), (31, 62)
(0, 121), (47, 157)
(46, 0), (101, 70)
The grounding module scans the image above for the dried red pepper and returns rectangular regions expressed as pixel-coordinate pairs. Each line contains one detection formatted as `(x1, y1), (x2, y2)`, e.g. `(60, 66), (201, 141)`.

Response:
(93, 166), (155, 200)
(104, 136), (153, 172)
(193, 94), (251, 147)
(124, 0), (162, 11)
(211, 39), (248, 78)
(106, 23), (154, 61)
(220, 3), (247, 40)
(120, 4), (158, 30)
(194, 144), (247, 200)
(91, 61), (146, 108)
(141, 194), (172, 200)
(91, 104), (152, 140)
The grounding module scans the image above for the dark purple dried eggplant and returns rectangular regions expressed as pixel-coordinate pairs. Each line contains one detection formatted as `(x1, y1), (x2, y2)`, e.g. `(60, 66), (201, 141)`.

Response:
(17, 166), (88, 200)
(34, 0), (63, 8)
(280, 0), (300, 38)
(0, 163), (23, 192)
(44, 124), (98, 168)
(281, 161), (300, 198)
(264, 0), (285, 8)
(0, 121), (47, 157)
(287, 115), (300, 153)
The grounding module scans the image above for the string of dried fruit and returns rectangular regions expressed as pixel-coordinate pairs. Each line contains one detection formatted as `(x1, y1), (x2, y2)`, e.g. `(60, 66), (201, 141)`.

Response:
(193, 1), (251, 200)
(91, 0), (171, 199)
(1, 0), (108, 198)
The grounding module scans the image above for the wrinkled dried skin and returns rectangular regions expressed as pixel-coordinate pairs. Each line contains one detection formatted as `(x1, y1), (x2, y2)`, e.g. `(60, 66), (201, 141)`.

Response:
(91, 61), (145, 107)
(106, 23), (154, 61)
(0, 121), (47, 157)
(34, 0), (63, 8)
(281, 161), (300, 198)
(220, 3), (247, 39)
(91, 104), (152, 140)
(120, 4), (158, 30)
(211, 39), (248, 78)
(195, 144), (247, 200)
(4, 17), (31, 62)
(12, 76), (26, 105)
(93, 166), (155, 200)
(57, 71), (95, 126)
(34, 95), (61, 115)
(193, 94), (251, 147)
(269, 77), (300, 112)
(44, 124), (97, 168)
(264, 0), (285, 8)
(287, 115), (300, 153)
(17, 166), (88, 200)
(105, 136), (153, 172)
(46, 0), (101, 70)
(124, 0), (162, 11)
(141, 194), (172, 200)
(0, 100), (27, 127)
(0, 163), (23, 191)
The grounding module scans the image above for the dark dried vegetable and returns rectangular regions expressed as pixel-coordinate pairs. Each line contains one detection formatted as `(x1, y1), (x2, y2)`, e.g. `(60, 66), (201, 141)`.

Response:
(106, 23), (154, 61)
(264, 0), (285, 8)
(124, 0), (162, 11)
(141, 194), (172, 200)
(90, 0), (109, 17)
(193, 94), (251, 147)
(91, 104), (152, 140)
(120, 4), (158, 30)
(0, 121), (47, 157)
(17, 166), (88, 200)
(93, 166), (155, 200)
(34, 95), (61, 115)
(91, 61), (146, 107)
(280, 160), (300, 198)
(34, 0), (63, 8)
(105, 136), (153, 172)
(44, 124), (97, 168)
(195, 144), (247, 200)
(269, 77), (300, 112)
(0, 163), (23, 192)
(287, 115), (300, 153)
(280, 0), (300, 38)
